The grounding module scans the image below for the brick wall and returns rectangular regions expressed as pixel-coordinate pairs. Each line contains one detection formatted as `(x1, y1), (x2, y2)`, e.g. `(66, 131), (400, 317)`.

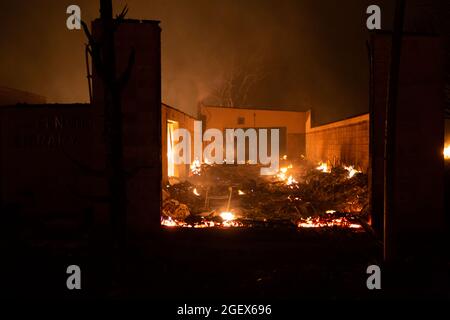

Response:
(305, 111), (369, 171)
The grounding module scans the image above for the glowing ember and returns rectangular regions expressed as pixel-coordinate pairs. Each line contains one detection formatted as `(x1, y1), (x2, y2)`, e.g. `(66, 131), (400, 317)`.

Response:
(277, 168), (287, 181)
(276, 165), (297, 186)
(444, 145), (450, 159)
(316, 162), (330, 173)
(220, 211), (235, 221)
(161, 216), (178, 227)
(222, 220), (243, 227)
(161, 215), (361, 230)
(161, 215), (244, 228)
(297, 216), (362, 229)
(190, 159), (201, 175)
(282, 155), (288, 160)
(343, 165), (361, 178)
(164, 158), (367, 231)
(286, 175), (297, 185)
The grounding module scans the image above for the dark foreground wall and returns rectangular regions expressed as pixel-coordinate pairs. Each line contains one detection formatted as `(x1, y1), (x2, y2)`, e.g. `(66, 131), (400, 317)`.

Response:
(0, 19), (162, 237)
(370, 33), (446, 260)
(0, 104), (96, 217)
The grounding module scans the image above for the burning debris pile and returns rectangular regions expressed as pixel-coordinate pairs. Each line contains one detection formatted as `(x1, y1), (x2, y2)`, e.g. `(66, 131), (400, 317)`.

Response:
(161, 158), (367, 230)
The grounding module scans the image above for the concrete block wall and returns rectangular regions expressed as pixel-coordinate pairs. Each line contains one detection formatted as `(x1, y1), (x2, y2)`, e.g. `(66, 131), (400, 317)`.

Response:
(305, 111), (370, 171)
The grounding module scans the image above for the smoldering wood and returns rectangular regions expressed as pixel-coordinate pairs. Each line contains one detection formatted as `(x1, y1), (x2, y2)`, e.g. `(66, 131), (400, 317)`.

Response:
(162, 159), (368, 228)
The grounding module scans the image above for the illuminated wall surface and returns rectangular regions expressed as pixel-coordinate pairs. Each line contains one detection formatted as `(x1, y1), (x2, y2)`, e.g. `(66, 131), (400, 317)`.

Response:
(162, 103), (196, 182)
(305, 112), (369, 172)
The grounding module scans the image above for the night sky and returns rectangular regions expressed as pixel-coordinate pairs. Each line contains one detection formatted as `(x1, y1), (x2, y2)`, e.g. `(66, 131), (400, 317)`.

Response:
(0, 1), (447, 124)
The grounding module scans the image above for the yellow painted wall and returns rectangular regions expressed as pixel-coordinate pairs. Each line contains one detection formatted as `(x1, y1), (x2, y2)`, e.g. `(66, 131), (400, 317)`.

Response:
(200, 105), (307, 157)
(200, 105), (307, 133)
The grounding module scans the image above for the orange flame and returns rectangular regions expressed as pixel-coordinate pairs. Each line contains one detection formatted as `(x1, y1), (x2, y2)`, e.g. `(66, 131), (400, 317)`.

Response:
(316, 162), (330, 173)
(444, 145), (450, 159)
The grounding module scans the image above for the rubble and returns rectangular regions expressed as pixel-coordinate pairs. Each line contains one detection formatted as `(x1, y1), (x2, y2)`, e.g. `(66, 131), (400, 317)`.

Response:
(161, 158), (368, 229)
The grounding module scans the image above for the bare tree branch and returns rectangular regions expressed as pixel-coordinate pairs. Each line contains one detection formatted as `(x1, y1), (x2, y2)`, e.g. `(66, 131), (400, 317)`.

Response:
(209, 53), (266, 107)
